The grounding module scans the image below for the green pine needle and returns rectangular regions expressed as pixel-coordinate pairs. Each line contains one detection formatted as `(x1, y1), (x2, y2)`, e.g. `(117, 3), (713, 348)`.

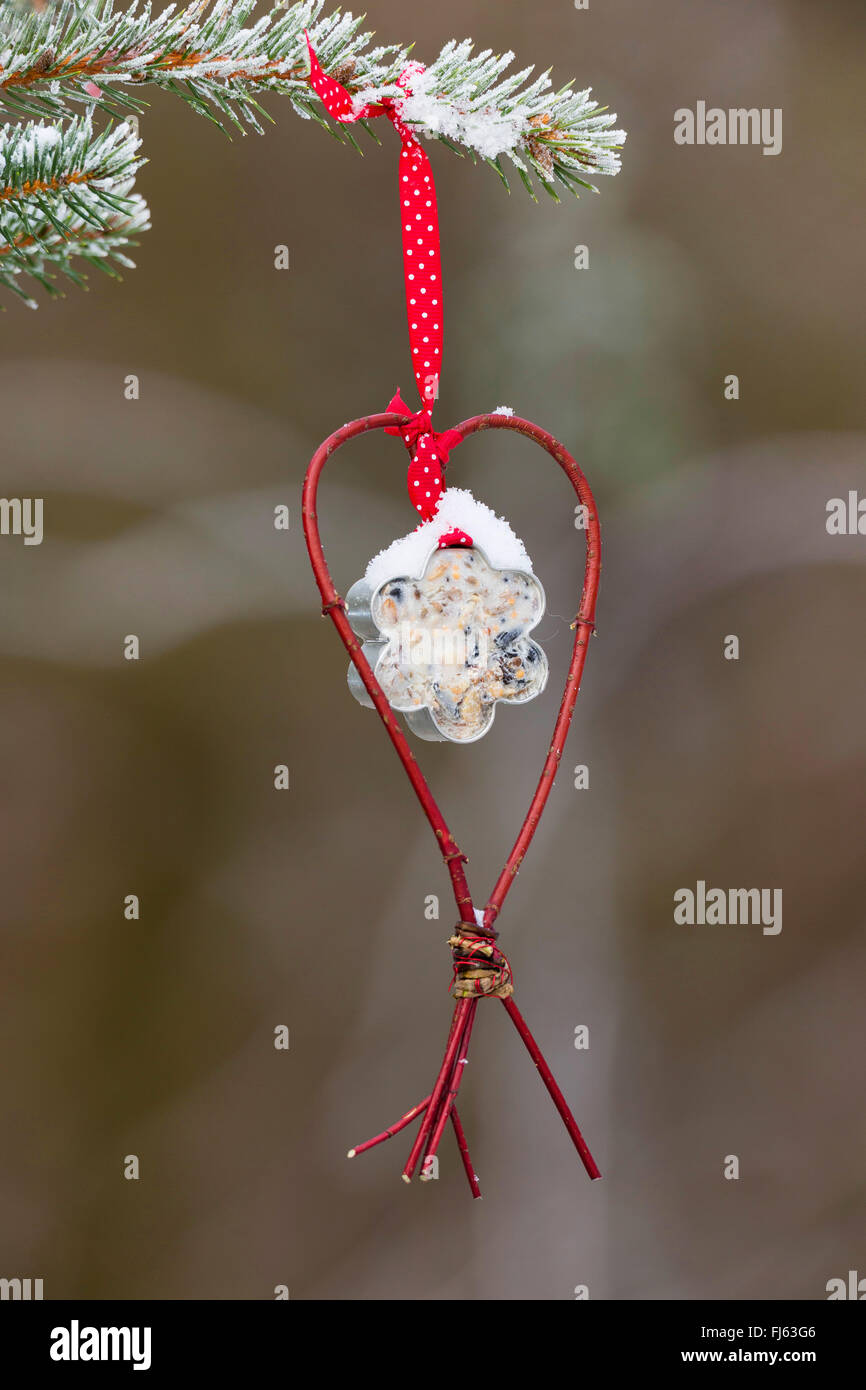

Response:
(0, 0), (626, 303)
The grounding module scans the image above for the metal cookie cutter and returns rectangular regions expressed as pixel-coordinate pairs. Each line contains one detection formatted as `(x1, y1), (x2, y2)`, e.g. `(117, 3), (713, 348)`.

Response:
(344, 543), (548, 743)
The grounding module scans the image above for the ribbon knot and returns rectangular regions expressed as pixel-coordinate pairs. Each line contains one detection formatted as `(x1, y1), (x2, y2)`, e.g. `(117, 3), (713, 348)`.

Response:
(383, 390), (464, 523)
(305, 33), (472, 544)
(384, 396), (432, 450)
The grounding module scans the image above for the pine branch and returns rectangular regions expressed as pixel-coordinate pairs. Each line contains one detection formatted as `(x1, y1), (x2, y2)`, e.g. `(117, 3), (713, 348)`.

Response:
(377, 39), (625, 199)
(0, 1), (626, 302)
(0, 112), (148, 303)
(0, 0), (407, 133)
(0, 1), (626, 186)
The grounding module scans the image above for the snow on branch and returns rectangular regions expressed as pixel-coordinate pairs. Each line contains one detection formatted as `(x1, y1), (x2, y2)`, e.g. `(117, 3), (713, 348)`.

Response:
(0, 113), (148, 303)
(0, 0), (626, 302)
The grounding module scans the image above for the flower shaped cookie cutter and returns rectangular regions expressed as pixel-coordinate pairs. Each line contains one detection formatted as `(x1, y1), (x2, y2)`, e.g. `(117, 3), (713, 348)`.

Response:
(345, 544), (549, 743)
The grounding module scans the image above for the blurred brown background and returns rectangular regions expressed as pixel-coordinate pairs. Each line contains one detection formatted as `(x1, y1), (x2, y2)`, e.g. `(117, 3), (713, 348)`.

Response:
(1, 0), (864, 1299)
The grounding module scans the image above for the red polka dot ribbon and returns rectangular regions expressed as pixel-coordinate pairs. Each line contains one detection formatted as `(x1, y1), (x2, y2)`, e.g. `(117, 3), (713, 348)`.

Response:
(305, 34), (472, 547)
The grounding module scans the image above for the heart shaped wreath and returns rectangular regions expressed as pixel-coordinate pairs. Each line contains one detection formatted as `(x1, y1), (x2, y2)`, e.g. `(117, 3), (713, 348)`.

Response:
(301, 35), (602, 1197)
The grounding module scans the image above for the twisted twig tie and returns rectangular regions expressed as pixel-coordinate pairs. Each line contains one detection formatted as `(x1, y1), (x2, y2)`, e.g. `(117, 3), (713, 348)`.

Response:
(449, 924), (514, 1000)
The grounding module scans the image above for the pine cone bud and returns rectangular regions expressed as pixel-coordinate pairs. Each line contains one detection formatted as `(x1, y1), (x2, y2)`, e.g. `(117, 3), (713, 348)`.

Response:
(331, 59), (357, 88)
(527, 113), (555, 173)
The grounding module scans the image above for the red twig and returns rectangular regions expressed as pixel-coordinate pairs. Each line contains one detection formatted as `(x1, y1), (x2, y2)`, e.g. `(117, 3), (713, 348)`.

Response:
(347, 1095), (431, 1159)
(501, 995), (601, 1180)
(302, 411), (602, 1193)
(421, 998), (478, 1176)
(453, 417), (602, 934)
(450, 1107), (482, 1199)
(302, 412), (476, 920)
(346, 1094), (482, 1197)
(402, 997), (472, 1182)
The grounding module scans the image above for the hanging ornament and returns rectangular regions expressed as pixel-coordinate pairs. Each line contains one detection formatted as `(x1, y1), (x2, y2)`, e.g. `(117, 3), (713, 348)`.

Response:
(302, 35), (602, 1197)
(345, 533), (548, 743)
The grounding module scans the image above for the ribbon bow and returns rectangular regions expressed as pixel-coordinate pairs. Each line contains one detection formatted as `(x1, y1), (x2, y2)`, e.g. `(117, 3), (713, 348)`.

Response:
(305, 35), (472, 546)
